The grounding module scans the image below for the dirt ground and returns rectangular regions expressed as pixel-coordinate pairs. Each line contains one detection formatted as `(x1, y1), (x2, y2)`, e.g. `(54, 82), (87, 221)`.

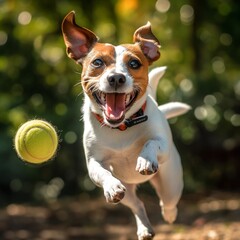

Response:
(0, 192), (240, 240)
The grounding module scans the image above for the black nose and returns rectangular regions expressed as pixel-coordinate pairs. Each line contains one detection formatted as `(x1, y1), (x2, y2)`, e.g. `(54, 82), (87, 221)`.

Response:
(107, 73), (126, 88)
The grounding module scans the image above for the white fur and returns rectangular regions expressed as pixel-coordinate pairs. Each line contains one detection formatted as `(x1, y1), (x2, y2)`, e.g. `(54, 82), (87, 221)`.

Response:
(148, 66), (191, 119)
(115, 46), (128, 74)
(98, 46), (133, 94)
(83, 66), (190, 239)
(159, 102), (191, 119)
(148, 66), (167, 100)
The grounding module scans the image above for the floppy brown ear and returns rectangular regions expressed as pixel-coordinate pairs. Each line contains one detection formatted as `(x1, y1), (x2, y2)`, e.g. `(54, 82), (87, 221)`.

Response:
(133, 22), (160, 64)
(61, 11), (98, 62)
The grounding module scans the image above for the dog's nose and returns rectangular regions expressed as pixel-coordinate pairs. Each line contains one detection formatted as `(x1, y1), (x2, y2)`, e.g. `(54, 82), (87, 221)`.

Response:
(107, 73), (126, 88)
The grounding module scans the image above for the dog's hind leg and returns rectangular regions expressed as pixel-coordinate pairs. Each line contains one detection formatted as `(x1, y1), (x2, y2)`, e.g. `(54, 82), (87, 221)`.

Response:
(121, 184), (155, 240)
(150, 144), (183, 224)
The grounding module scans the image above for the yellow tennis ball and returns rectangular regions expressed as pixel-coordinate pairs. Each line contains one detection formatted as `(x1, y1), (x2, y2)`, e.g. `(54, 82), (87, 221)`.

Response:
(14, 120), (58, 164)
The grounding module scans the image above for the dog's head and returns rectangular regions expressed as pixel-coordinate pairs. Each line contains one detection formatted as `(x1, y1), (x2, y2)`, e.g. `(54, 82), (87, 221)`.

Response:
(62, 11), (160, 127)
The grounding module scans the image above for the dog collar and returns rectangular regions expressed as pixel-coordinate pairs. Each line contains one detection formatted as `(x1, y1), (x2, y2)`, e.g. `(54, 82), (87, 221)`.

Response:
(93, 102), (148, 131)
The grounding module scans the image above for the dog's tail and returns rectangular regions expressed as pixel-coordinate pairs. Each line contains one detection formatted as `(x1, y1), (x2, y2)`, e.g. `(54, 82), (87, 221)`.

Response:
(148, 67), (191, 119)
(148, 66), (167, 100)
(159, 102), (191, 119)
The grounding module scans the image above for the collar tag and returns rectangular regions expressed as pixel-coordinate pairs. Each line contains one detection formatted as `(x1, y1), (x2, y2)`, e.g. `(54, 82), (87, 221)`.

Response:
(125, 115), (148, 128)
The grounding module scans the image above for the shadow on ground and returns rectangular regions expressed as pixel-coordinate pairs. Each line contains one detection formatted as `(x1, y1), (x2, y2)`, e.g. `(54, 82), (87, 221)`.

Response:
(0, 192), (240, 240)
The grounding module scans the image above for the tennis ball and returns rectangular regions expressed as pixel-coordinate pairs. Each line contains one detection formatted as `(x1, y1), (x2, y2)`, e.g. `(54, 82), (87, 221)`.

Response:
(14, 120), (58, 164)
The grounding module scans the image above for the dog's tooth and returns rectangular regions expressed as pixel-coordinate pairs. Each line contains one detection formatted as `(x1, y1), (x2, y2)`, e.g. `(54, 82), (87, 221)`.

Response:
(125, 94), (130, 105)
(131, 92), (135, 100)
(100, 92), (105, 103)
(101, 92), (105, 102)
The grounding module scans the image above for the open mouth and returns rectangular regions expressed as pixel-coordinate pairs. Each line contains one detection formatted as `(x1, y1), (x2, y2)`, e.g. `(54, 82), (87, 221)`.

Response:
(93, 90), (138, 124)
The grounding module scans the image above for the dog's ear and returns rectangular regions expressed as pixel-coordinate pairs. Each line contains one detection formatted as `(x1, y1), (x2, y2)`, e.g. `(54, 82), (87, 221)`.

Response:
(133, 22), (160, 64)
(61, 11), (98, 62)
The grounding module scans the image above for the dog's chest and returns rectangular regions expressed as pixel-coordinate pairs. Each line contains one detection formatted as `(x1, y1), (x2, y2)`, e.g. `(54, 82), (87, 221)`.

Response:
(109, 149), (153, 184)
(83, 96), (162, 184)
(96, 132), (154, 184)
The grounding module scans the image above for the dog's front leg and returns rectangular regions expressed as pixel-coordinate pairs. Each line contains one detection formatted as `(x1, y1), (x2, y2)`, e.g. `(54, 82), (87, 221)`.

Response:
(88, 158), (126, 203)
(136, 137), (168, 175)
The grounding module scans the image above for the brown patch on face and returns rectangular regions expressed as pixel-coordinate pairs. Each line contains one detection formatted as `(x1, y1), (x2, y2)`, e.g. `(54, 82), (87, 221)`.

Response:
(80, 42), (151, 120)
(121, 43), (150, 101)
(81, 43), (116, 97)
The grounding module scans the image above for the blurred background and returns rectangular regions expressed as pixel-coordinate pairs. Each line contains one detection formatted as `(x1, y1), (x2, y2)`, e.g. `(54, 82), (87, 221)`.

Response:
(0, 0), (239, 206)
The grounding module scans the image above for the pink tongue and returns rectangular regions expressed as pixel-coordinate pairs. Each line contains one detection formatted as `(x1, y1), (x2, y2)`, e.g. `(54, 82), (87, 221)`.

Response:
(105, 93), (125, 120)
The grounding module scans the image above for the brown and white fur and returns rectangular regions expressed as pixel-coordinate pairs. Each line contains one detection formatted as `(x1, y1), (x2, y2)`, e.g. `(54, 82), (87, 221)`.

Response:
(62, 11), (190, 240)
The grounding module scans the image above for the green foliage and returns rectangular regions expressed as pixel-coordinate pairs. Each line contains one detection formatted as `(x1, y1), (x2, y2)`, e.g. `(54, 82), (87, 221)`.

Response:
(0, 0), (239, 204)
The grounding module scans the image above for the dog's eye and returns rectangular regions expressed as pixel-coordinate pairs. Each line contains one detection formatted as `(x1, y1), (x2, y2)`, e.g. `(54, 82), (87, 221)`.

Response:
(91, 59), (104, 68)
(128, 59), (142, 69)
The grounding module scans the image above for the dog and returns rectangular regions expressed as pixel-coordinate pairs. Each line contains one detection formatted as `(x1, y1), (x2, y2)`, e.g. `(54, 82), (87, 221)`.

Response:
(62, 11), (190, 240)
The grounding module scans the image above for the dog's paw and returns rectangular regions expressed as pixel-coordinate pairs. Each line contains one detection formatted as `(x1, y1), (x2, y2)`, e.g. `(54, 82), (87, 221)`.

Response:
(138, 228), (155, 240)
(136, 157), (158, 175)
(162, 206), (178, 224)
(103, 179), (126, 204)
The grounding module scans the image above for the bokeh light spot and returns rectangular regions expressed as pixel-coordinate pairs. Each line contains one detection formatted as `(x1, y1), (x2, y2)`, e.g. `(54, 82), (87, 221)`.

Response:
(212, 57), (225, 74)
(64, 131), (77, 144)
(223, 138), (237, 150)
(180, 5), (194, 24)
(220, 33), (232, 46)
(30, 94), (43, 107)
(18, 11), (32, 25)
(234, 80), (240, 98)
(155, 0), (171, 13)
(180, 78), (194, 96)
(41, 47), (64, 64)
(55, 103), (67, 116)
(0, 31), (8, 46)
(204, 95), (217, 106)
(230, 114), (240, 127)
(194, 106), (207, 120)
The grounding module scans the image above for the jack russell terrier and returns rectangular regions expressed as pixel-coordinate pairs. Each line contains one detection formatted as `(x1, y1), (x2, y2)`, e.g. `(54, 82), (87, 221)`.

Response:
(62, 11), (190, 240)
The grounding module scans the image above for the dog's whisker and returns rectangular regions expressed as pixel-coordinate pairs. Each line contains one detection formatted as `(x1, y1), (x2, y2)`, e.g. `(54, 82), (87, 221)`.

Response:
(83, 79), (99, 83)
(74, 82), (82, 88)
(85, 79), (98, 82)
(79, 114), (84, 122)
(91, 87), (99, 93)
(74, 70), (82, 75)
(77, 91), (84, 98)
